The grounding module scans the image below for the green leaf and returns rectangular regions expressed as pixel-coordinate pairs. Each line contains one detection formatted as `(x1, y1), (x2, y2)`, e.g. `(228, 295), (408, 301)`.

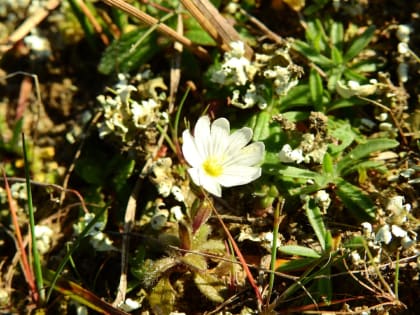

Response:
(330, 45), (343, 65)
(343, 25), (375, 62)
(278, 84), (311, 111)
(276, 257), (317, 272)
(111, 158), (135, 191)
(328, 120), (357, 154)
(343, 68), (368, 82)
(330, 21), (344, 52)
(289, 183), (325, 196)
(303, 0), (329, 15)
(277, 166), (322, 181)
(98, 29), (160, 75)
(326, 96), (366, 112)
(278, 245), (321, 258)
(281, 111), (310, 122)
(252, 110), (271, 141)
(194, 273), (225, 303)
(184, 29), (216, 45)
(317, 266), (333, 304)
(309, 68), (324, 111)
(293, 40), (334, 68)
(350, 59), (381, 73)
(335, 179), (376, 221)
(184, 16), (216, 46)
(149, 276), (177, 315)
(180, 253), (207, 271)
(337, 139), (399, 174)
(326, 66), (344, 91)
(342, 160), (387, 177)
(306, 19), (328, 51)
(343, 235), (365, 249)
(322, 152), (335, 176)
(305, 199), (329, 252)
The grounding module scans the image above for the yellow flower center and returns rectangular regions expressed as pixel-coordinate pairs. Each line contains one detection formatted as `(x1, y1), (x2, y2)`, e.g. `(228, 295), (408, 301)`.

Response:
(202, 156), (224, 177)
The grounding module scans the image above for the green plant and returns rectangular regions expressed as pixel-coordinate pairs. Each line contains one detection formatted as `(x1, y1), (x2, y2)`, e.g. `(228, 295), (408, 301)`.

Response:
(274, 195), (336, 305)
(131, 200), (233, 314)
(281, 18), (379, 112)
(264, 116), (398, 222)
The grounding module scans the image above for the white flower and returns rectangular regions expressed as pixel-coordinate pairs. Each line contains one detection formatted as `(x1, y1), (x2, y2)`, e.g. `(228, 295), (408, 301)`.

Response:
(182, 116), (264, 197)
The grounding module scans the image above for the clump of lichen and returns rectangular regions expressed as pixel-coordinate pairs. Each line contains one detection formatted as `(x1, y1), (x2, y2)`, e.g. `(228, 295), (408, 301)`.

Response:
(96, 69), (168, 155)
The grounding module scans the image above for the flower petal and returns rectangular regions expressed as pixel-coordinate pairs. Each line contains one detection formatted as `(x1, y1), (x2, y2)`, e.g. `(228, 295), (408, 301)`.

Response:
(210, 117), (230, 156)
(188, 168), (222, 197)
(217, 165), (262, 187)
(187, 167), (201, 187)
(182, 130), (202, 167)
(226, 127), (253, 153)
(224, 142), (265, 167)
(194, 116), (211, 158)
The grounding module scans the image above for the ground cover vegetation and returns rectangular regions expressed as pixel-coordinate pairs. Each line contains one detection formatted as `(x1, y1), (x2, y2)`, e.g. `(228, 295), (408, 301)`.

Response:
(0, 0), (419, 314)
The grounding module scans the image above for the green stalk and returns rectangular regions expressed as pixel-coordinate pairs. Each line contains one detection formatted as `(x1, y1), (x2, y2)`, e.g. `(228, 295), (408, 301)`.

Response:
(22, 133), (45, 302)
(395, 249), (400, 299)
(173, 86), (190, 142)
(267, 199), (283, 304)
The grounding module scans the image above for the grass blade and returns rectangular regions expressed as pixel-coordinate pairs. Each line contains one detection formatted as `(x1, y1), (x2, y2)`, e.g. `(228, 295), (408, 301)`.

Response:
(2, 169), (38, 303)
(22, 133), (45, 302)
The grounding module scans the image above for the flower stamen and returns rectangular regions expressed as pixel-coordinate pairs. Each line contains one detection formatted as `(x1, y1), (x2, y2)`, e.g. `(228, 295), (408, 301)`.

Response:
(202, 157), (224, 177)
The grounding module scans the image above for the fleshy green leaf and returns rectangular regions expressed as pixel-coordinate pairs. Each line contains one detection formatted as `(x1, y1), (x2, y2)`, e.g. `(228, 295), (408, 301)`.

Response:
(326, 66), (344, 91)
(343, 160), (387, 177)
(293, 40), (334, 68)
(309, 68), (324, 111)
(276, 257), (317, 272)
(335, 179), (376, 221)
(337, 139), (399, 174)
(322, 153), (335, 176)
(326, 96), (366, 112)
(252, 110), (271, 141)
(330, 21), (344, 52)
(317, 266), (333, 304)
(305, 198), (330, 252)
(98, 29), (160, 75)
(184, 29), (216, 46)
(278, 84), (311, 111)
(343, 235), (365, 249)
(278, 245), (322, 258)
(343, 25), (375, 62)
(330, 45), (343, 65)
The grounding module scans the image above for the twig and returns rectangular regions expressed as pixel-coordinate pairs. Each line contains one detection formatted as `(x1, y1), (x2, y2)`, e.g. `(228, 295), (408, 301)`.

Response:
(181, 0), (253, 59)
(76, 0), (110, 45)
(101, 0), (210, 60)
(357, 96), (408, 146)
(239, 8), (286, 45)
